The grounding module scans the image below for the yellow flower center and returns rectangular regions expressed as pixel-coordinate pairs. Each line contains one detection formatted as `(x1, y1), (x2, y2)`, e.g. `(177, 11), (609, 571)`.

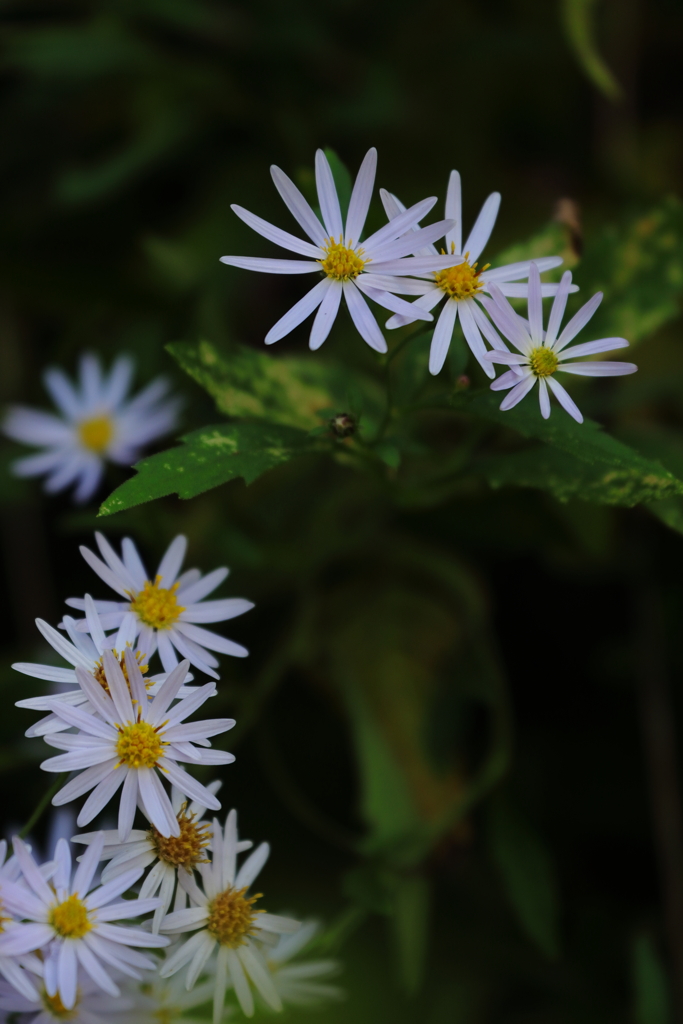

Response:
(42, 989), (77, 1020)
(129, 577), (185, 631)
(206, 886), (263, 948)
(149, 804), (211, 867)
(319, 238), (367, 281)
(48, 894), (91, 940)
(116, 720), (166, 769)
(528, 346), (559, 377)
(433, 251), (488, 301)
(77, 415), (114, 454)
(93, 649), (150, 696)
(0, 898), (10, 933)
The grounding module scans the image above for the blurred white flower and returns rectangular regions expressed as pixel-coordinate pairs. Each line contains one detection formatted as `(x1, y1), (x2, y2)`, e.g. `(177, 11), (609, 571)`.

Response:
(40, 651), (234, 842)
(13, 596), (195, 739)
(381, 170), (576, 375)
(3, 353), (180, 503)
(123, 969), (231, 1024)
(483, 264), (637, 422)
(0, 968), (135, 1024)
(160, 810), (300, 1021)
(265, 920), (343, 1008)
(0, 840), (44, 1002)
(0, 834), (167, 1011)
(66, 533), (253, 680)
(220, 148), (465, 353)
(73, 784), (252, 934)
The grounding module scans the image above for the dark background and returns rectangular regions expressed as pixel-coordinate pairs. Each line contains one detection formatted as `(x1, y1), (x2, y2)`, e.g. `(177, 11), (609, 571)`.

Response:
(1, 1), (682, 1021)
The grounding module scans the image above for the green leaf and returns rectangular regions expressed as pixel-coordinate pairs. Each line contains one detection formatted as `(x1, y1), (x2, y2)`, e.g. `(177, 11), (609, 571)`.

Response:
(323, 148), (353, 221)
(577, 198), (683, 346)
(559, 0), (622, 100)
(487, 799), (560, 959)
(453, 388), (683, 506)
(99, 422), (317, 515)
(632, 933), (670, 1024)
(167, 340), (383, 431)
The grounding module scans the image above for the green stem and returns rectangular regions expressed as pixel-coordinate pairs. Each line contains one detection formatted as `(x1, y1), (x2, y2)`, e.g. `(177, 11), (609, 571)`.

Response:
(18, 773), (67, 839)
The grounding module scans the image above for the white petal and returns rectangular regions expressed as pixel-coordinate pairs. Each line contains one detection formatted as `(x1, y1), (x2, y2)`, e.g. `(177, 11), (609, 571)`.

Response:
(546, 376), (584, 422)
(219, 256), (320, 275)
(362, 197), (437, 253)
(557, 361), (637, 377)
(342, 282), (387, 353)
(429, 300), (458, 376)
(314, 149), (343, 240)
(156, 535), (187, 588)
(463, 192), (501, 262)
(234, 841), (269, 890)
(176, 568), (228, 605)
(557, 337), (629, 359)
(554, 292), (603, 352)
(230, 204), (321, 258)
(270, 165), (327, 246)
(526, 263), (543, 344)
(309, 280), (343, 351)
(345, 147), (376, 244)
(459, 299), (494, 378)
(499, 374), (537, 411)
(538, 378), (551, 419)
(482, 257), (564, 283)
(264, 279), (330, 346)
(444, 169), (462, 254)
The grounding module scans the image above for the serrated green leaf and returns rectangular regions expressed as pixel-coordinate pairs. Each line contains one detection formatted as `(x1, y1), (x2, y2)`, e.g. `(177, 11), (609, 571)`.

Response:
(487, 800), (560, 959)
(99, 422), (317, 515)
(577, 198), (683, 345)
(453, 388), (683, 506)
(167, 340), (382, 431)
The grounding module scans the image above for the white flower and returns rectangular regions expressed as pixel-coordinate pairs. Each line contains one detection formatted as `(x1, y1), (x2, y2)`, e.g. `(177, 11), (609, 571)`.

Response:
(265, 920), (343, 1008)
(159, 811), (300, 1022)
(13, 597), (196, 739)
(40, 650), (235, 842)
(0, 841), (44, 1002)
(122, 969), (230, 1024)
(65, 534), (253, 680)
(0, 833), (168, 1011)
(220, 148), (467, 354)
(0, 969), (135, 1024)
(3, 353), (180, 504)
(73, 785), (253, 934)
(381, 170), (576, 376)
(483, 264), (637, 422)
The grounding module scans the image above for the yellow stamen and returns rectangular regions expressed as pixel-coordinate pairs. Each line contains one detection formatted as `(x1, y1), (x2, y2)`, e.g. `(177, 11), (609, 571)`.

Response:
(48, 894), (91, 940)
(93, 649), (150, 697)
(42, 989), (77, 1019)
(206, 886), (263, 947)
(77, 415), (114, 454)
(434, 250), (487, 300)
(319, 238), (367, 281)
(116, 720), (166, 769)
(129, 577), (184, 631)
(149, 804), (211, 867)
(528, 347), (559, 378)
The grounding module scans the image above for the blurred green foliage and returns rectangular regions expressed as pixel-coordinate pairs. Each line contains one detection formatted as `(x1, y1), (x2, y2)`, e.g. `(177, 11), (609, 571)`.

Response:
(1, 0), (683, 1022)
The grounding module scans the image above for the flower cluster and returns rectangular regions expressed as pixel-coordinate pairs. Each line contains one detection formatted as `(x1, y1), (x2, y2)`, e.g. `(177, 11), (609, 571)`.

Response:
(221, 148), (637, 419)
(0, 533), (340, 1023)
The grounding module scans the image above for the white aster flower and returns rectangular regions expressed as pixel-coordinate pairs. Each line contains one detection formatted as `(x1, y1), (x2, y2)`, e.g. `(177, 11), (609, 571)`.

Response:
(159, 810), (300, 1022)
(40, 650), (235, 842)
(483, 264), (637, 422)
(3, 353), (180, 504)
(220, 147), (467, 353)
(65, 533), (253, 680)
(123, 969), (231, 1024)
(0, 841), (44, 1002)
(13, 597), (196, 739)
(265, 920), (343, 1008)
(381, 170), (577, 376)
(73, 785), (253, 934)
(0, 969), (135, 1024)
(0, 833), (168, 1011)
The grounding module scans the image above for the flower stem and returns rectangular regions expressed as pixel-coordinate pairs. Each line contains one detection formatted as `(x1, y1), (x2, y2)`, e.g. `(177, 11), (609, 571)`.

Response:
(18, 773), (68, 840)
